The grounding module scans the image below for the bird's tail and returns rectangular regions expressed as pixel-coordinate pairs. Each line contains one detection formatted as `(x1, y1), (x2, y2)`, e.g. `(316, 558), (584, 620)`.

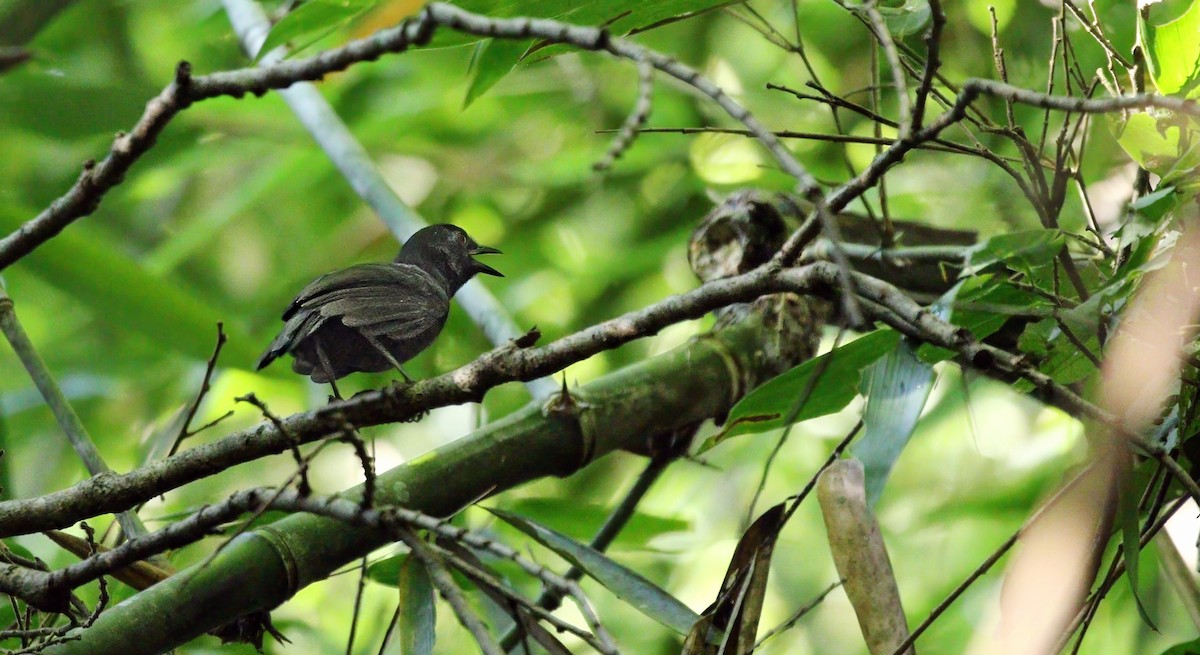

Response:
(254, 343), (282, 371)
(255, 312), (323, 371)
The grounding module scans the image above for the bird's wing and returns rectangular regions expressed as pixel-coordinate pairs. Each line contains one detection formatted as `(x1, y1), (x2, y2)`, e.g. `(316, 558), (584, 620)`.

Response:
(281, 264), (398, 319)
(256, 307), (326, 370)
(287, 263), (449, 336)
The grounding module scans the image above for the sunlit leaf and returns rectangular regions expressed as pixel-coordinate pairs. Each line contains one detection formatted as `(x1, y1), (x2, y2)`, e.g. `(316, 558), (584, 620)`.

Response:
(256, 0), (376, 60)
(1137, 0), (1200, 96)
(1112, 111), (1200, 185)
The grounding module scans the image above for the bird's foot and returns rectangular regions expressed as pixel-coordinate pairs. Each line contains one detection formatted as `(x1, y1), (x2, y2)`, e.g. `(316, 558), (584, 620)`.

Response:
(401, 410), (429, 423)
(386, 378), (414, 394)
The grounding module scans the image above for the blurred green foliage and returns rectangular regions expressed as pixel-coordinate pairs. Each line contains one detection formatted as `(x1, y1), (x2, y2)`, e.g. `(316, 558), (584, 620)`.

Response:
(0, 0), (1197, 653)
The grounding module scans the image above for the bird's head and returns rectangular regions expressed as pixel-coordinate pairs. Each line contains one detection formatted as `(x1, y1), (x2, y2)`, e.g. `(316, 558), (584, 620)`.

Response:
(396, 224), (503, 292)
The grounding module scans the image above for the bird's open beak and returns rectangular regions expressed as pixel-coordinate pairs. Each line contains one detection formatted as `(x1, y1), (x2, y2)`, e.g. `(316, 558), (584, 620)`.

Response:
(470, 245), (503, 277)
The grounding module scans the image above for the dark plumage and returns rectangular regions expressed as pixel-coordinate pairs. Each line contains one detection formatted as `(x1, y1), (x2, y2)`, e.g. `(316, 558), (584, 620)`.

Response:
(256, 224), (502, 385)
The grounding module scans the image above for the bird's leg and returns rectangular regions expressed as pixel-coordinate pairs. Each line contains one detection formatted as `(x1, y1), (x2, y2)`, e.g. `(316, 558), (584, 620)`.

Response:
(314, 341), (343, 401)
(362, 334), (425, 422)
(362, 334), (414, 383)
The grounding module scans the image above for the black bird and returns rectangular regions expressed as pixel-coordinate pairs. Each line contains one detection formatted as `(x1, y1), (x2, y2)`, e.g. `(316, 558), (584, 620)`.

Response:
(256, 224), (502, 391)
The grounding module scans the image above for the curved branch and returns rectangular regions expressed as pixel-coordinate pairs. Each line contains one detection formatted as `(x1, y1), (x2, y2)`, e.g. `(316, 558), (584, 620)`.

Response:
(0, 2), (823, 271)
(4, 255), (1195, 537)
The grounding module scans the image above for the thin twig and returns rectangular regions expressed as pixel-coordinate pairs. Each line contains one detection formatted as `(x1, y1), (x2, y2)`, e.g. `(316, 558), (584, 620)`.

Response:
(781, 420), (862, 527)
(862, 2), (911, 139)
(752, 579), (843, 650)
(1062, 0), (1133, 70)
(593, 57), (653, 173)
(747, 329), (847, 528)
(499, 447), (676, 650)
(167, 323), (228, 458)
(910, 0), (944, 132)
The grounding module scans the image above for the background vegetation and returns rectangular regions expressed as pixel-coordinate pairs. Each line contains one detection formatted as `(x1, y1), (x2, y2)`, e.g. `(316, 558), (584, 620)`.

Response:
(0, 0), (1198, 653)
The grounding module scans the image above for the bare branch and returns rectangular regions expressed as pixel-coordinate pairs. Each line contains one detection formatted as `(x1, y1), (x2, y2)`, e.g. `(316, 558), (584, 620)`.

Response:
(0, 2), (828, 271)
(593, 57), (654, 173)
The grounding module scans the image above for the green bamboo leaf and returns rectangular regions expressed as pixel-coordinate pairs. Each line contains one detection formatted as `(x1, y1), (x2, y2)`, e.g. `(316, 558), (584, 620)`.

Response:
(463, 39), (529, 107)
(702, 330), (902, 451)
(1119, 478), (1158, 631)
(487, 508), (700, 635)
(255, 0), (375, 60)
(393, 555), (436, 655)
(459, 0), (735, 104)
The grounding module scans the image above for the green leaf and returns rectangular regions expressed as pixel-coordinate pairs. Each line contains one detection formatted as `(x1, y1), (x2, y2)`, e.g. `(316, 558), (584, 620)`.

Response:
(0, 207), (255, 364)
(367, 554), (407, 587)
(1111, 111), (1200, 184)
(953, 277), (1049, 334)
(702, 330), (902, 450)
(1131, 185), (1181, 222)
(487, 508), (700, 635)
(1016, 317), (1098, 387)
(850, 0), (931, 37)
(464, 39), (530, 107)
(1137, 0), (1200, 96)
(458, 0), (734, 103)
(961, 230), (1064, 277)
(916, 277), (1049, 363)
(255, 0), (375, 60)
(3, 540), (35, 561)
(854, 338), (935, 507)
(1119, 477), (1158, 631)
(394, 555), (437, 655)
